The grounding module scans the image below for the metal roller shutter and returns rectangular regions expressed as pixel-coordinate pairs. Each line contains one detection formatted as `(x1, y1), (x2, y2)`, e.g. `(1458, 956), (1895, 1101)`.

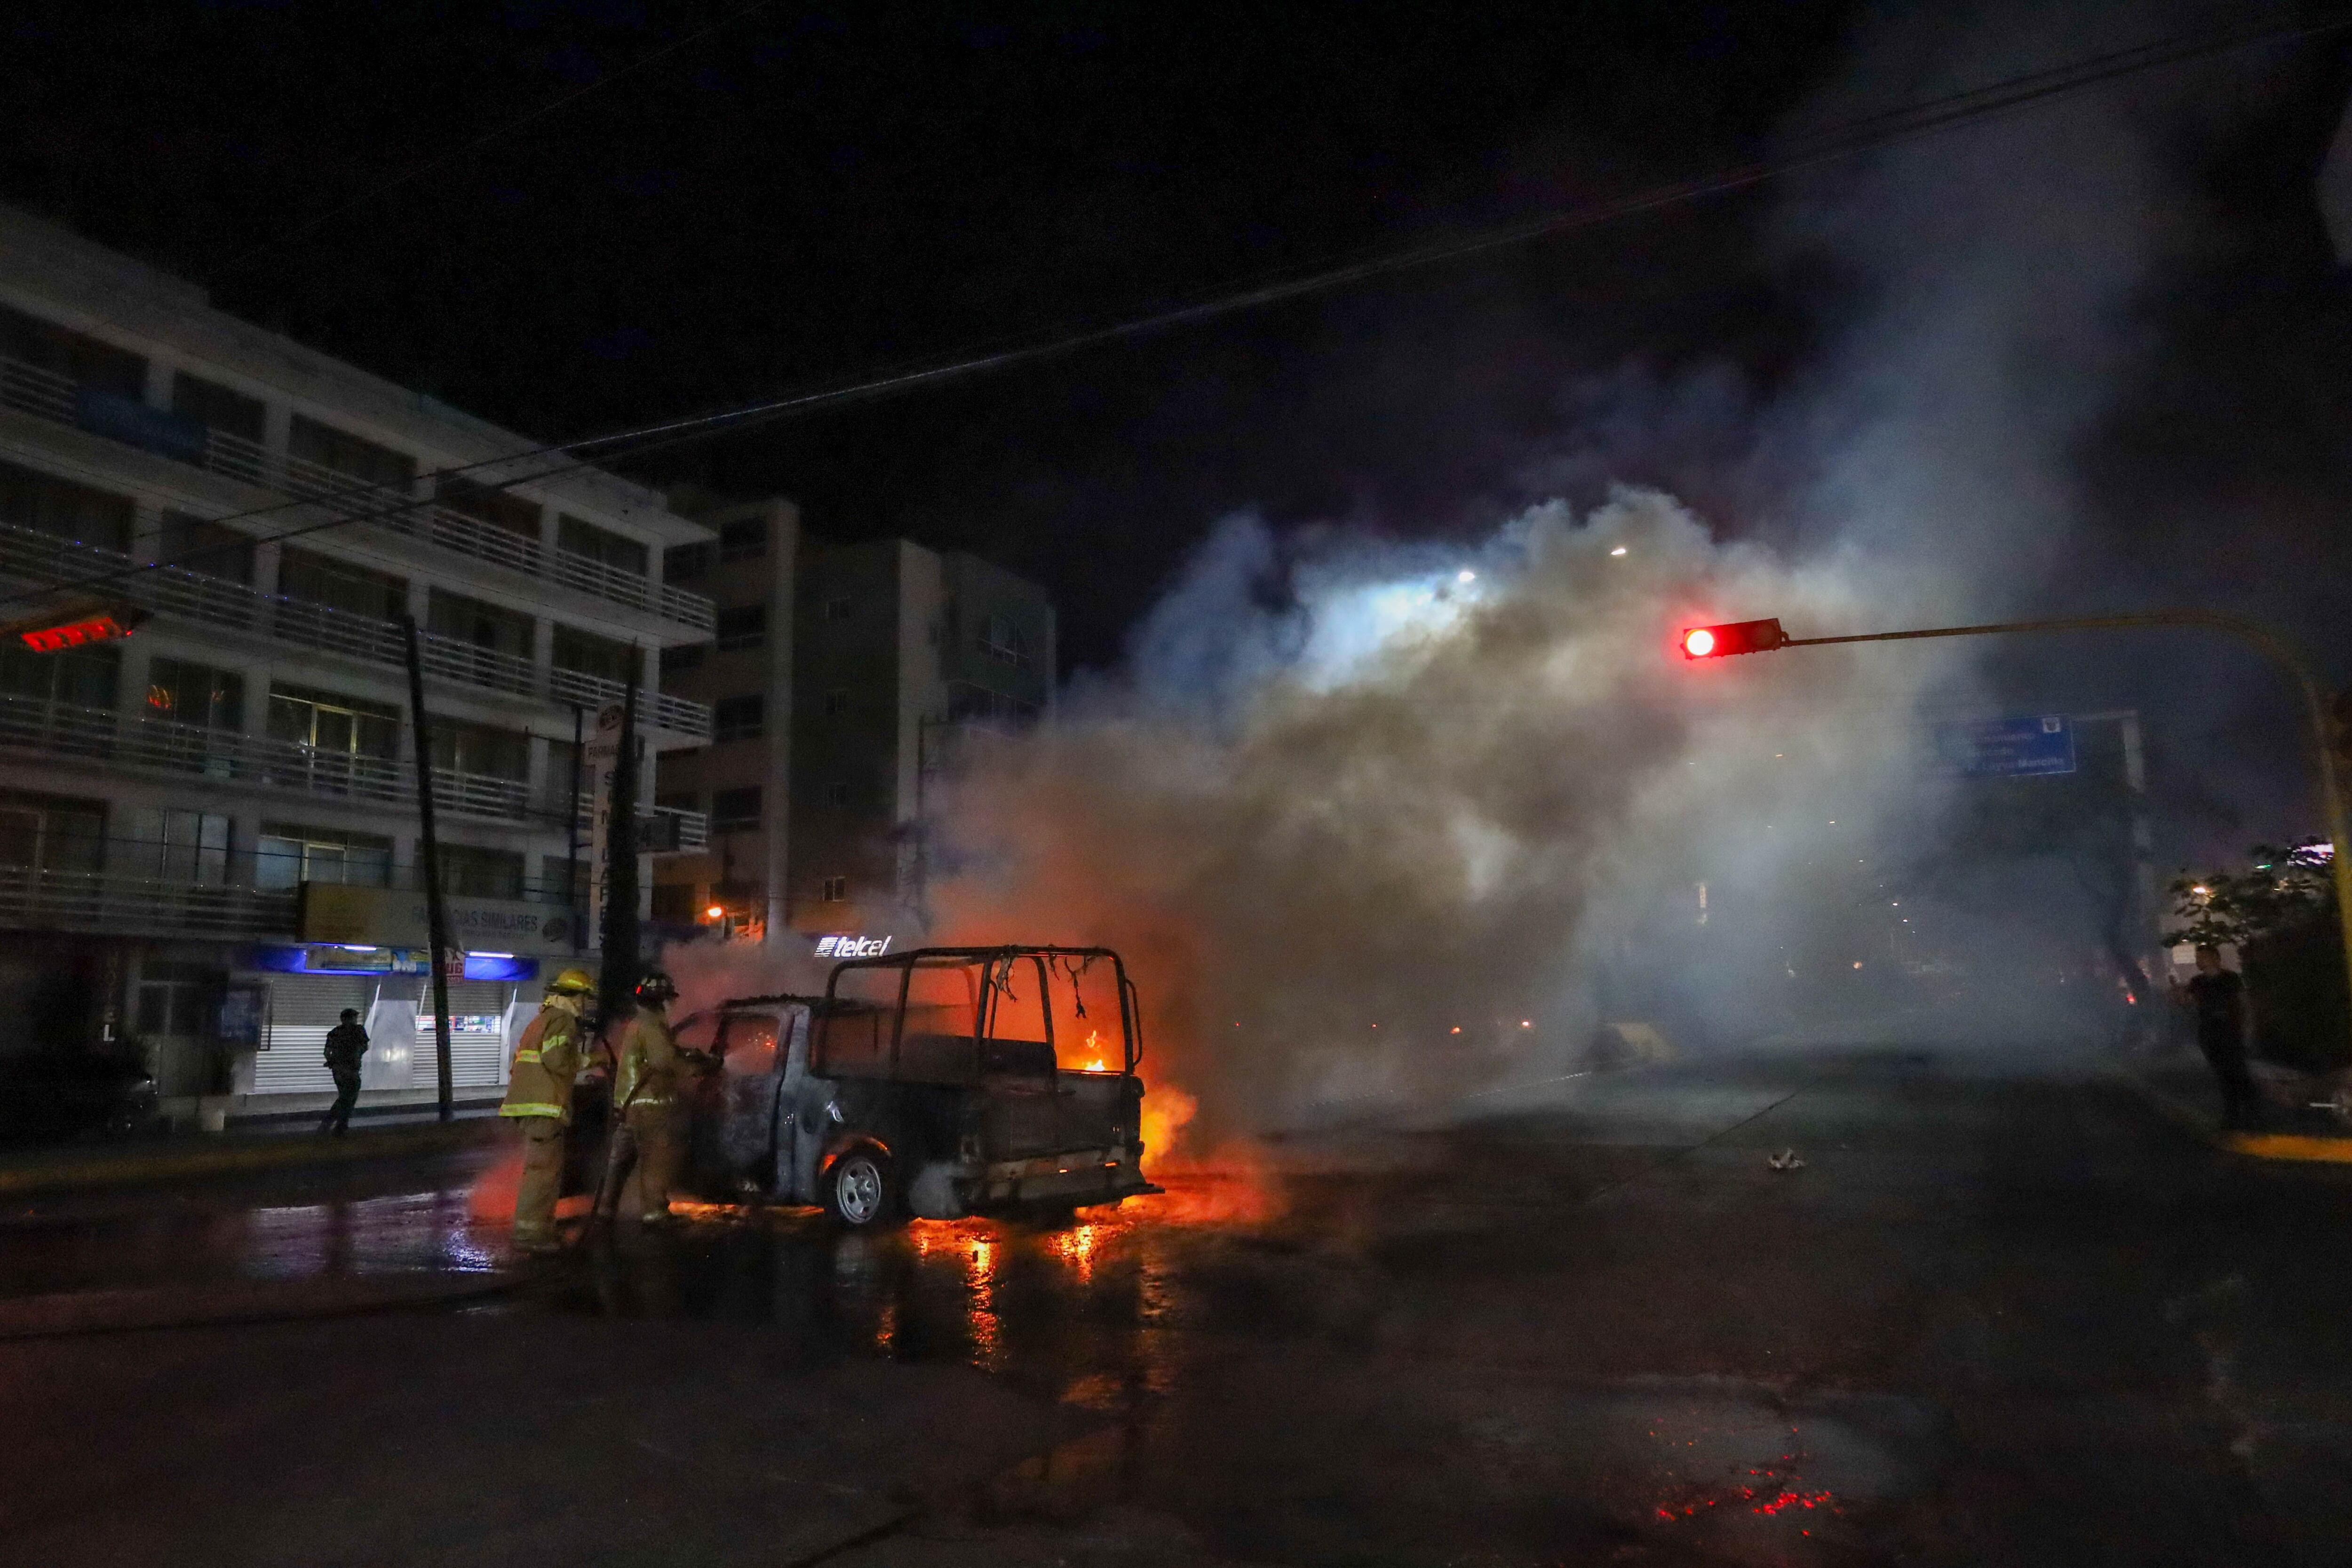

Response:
(252, 975), (377, 1095)
(416, 980), (518, 1088)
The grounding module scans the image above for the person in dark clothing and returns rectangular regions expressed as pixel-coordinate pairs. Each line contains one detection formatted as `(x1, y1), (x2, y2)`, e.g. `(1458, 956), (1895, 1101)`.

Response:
(2179, 946), (2259, 1129)
(319, 1009), (368, 1135)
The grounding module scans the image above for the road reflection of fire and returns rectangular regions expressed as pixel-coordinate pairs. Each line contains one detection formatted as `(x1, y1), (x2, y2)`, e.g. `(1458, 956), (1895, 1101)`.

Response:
(467, 1148), (523, 1224)
(1049, 1222), (1100, 1284)
(966, 1234), (1002, 1369)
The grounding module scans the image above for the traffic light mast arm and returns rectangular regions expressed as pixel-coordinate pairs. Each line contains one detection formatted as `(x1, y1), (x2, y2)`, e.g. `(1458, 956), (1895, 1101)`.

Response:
(1769, 608), (2352, 1060)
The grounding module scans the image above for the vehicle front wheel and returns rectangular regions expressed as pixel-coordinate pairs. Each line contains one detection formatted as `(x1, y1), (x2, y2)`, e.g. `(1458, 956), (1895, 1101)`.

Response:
(823, 1147), (899, 1229)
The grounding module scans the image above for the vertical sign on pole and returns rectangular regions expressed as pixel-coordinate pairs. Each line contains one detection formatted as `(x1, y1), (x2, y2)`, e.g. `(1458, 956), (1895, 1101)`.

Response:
(584, 701), (625, 943)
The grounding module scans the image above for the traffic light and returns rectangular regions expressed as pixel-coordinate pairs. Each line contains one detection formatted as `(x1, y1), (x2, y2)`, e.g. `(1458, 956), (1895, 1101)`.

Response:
(0, 597), (149, 653)
(1680, 618), (1788, 659)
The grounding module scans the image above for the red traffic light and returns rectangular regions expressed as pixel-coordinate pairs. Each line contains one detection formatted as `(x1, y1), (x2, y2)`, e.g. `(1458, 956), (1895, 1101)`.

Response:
(1680, 617), (1788, 660)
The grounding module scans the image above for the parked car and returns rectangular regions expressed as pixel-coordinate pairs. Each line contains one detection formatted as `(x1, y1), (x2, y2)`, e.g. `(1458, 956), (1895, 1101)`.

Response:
(672, 945), (1162, 1226)
(0, 1047), (160, 1145)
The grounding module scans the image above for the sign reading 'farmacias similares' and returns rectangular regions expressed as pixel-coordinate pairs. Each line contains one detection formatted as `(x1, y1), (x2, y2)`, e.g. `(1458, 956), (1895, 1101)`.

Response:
(297, 883), (576, 955)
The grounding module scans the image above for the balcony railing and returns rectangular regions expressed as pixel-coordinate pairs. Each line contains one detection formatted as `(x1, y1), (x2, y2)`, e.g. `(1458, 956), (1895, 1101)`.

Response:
(0, 352), (714, 632)
(0, 519), (713, 740)
(0, 864), (296, 941)
(0, 691), (709, 847)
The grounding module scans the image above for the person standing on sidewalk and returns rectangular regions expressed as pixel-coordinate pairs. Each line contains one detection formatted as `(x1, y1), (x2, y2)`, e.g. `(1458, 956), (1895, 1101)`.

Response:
(2179, 945), (2261, 1130)
(318, 1010), (368, 1136)
(595, 971), (683, 1226)
(499, 967), (596, 1254)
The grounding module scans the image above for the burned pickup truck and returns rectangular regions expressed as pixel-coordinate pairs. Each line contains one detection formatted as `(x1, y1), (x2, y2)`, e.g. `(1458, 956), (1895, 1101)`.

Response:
(673, 945), (1162, 1227)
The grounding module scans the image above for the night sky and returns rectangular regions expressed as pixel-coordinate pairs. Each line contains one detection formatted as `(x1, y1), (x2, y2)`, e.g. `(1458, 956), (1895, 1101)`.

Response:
(6, 2), (2352, 852)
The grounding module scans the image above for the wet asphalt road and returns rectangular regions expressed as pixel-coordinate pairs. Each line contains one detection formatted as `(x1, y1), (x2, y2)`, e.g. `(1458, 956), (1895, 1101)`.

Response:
(4, 1042), (2352, 1566)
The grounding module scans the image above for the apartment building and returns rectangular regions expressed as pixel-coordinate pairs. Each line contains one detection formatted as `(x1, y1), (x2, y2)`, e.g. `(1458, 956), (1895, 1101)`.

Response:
(654, 524), (1054, 950)
(0, 204), (715, 1122)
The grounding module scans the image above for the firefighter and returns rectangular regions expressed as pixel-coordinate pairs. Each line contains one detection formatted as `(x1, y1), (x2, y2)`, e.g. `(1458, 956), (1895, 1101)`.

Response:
(499, 966), (596, 1254)
(595, 970), (683, 1226)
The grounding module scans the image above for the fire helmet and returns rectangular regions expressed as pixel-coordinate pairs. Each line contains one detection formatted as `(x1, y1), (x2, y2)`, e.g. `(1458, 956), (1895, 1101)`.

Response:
(635, 971), (677, 1004)
(548, 967), (596, 997)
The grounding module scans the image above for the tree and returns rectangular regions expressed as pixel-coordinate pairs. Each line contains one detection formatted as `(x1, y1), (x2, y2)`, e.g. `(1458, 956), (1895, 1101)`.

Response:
(2166, 840), (2347, 1071)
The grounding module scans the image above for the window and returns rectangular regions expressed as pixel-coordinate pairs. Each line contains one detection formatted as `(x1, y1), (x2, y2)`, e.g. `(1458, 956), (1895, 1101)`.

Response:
(427, 589), (533, 660)
(0, 792), (104, 874)
(0, 642), (118, 710)
(663, 643), (707, 677)
(146, 659), (244, 730)
(170, 373), (265, 443)
(437, 478), (540, 539)
(719, 517), (766, 561)
(655, 789), (699, 815)
(0, 304), (145, 395)
(979, 612), (1031, 670)
(279, 548), (407, 622)
(255, 824), (393, 890)
(122, 809), (229, 885)
(666, 542), (712, 581)
(949, 682), (1040, 728)
(0, 458), (133, 551)
(557, 515), (648, 577)
(822, 593), (853, 622)
(439, 844), (525, 899)
(823, 780), (852, 809)
(538, 854), (586, 907)
(430, 720), (529, 781)
(819, 875), (849, 903)
(715, 604), (765, 652)
(134, 961), (220, 1038)
(552, 625), (634, 683)
(822, 688), (849, 718)
(288, 414), (414, 493)
(266, 686), (398, 796)
(711, 787), (762, 832)
(712, 694), (763, 743)
(649, 883), (698, 924)
(157, 510), (254, 583)
(541, 738), (582, 813)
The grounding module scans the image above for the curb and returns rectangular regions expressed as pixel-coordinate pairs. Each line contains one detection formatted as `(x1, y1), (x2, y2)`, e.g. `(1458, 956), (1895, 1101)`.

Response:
(2108, 1065), (2352, 1163)
(0, 1118), (504, 1197)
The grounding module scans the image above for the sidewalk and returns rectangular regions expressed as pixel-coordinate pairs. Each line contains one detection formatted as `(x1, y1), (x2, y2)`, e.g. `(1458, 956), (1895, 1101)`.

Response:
(2115, 1051), (2352, 1162)
(0, 1114), (504, 1197)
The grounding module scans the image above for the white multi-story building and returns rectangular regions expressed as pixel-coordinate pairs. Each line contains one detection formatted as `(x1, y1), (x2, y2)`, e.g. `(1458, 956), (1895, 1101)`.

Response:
(0, 204), (715, 1125)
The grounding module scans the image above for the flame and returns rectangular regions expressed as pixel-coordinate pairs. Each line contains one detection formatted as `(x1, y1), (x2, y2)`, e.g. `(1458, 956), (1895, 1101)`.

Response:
(1139, 1081), (1197, 1162)
(1081, 1027), (1107, 1072)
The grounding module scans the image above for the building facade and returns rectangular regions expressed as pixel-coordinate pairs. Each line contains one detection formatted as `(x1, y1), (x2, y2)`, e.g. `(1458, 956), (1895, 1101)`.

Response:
(0, 204), (715, 1123)
(653, 528), (1054, 950)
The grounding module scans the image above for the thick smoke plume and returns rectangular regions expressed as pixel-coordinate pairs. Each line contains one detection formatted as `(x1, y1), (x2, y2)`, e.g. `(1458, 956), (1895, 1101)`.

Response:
(929, 491), (1957, 1147)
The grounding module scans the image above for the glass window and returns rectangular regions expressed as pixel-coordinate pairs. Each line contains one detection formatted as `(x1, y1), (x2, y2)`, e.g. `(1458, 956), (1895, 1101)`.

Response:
(819, 874), (848, 902)
(427, 589), (533, 659)
(255, 824), (394, 890)
(665, 542), (712, 581)
(712, 693), (763, 743)
(0, 792), (104, 874)
(715, 604), (765, 652)
(0, 458), (134, 552)
(551, 625), (633, 682)
(979, 612), (1031, 669)
(279, 548), (407, 622)
(436, 478), (540, 539)
(430, 720), (529, 781)
(663, 643), (707, 677)
(0, 304), (145, 395)
(156, 511), (254, 583)
(288, 415), (414, 492)
(711, 787), (761, 832)
(122, 809), (230, 885)
(169, 372), (265, 443)
(557, 515), (648, 576)
(0, 642), (119, 709)
(267, 685), (398, 758)
(438, 844), (525, 899)
(146, 659), (244, 730)
(720, 1013), (779, 1075)
(719, 517), (766, 561)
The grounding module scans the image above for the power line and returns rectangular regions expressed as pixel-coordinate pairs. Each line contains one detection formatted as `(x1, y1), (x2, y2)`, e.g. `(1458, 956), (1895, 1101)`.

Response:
(210, 0), (777, 280)
(4, 7), (2343, 621)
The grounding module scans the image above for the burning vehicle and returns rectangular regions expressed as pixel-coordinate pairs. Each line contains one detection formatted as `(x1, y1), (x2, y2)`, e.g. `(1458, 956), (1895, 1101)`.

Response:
(671, 945), (1162, 1227)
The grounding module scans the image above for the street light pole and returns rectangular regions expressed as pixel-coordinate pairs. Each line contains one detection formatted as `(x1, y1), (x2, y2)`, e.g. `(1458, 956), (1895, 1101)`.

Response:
(1716, 609), (2352, 1056)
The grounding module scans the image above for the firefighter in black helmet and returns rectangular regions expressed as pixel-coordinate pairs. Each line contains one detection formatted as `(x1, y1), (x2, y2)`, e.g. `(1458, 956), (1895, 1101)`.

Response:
(595, 970), (683, 1225)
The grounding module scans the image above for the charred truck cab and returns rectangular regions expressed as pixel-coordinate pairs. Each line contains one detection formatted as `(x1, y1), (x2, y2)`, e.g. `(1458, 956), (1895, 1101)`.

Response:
(676, 946), (1162, 1227)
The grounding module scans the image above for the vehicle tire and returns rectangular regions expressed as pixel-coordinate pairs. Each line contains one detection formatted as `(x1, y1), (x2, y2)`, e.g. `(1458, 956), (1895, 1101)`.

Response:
(823, 1147), (899, 1229)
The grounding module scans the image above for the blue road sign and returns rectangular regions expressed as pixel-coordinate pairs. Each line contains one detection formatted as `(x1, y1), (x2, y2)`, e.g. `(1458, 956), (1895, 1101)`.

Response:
(1933, 714), (2076, 778)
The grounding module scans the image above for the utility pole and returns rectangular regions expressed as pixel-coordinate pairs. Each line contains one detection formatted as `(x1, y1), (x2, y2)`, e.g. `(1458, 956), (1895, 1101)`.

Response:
(399, 614), (456, 1123)
(565, 703), (584, 956)
(594, 660), (642, 1029)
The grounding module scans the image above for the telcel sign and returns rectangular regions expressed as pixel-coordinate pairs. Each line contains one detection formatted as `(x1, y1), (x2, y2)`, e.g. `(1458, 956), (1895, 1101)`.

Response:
(814, 934), (892, 959)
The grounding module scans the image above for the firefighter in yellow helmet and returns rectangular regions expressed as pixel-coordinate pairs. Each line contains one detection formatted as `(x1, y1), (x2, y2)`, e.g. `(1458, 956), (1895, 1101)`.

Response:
(595, 970), (683, 1226)
(499, 966), (595, 1253)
